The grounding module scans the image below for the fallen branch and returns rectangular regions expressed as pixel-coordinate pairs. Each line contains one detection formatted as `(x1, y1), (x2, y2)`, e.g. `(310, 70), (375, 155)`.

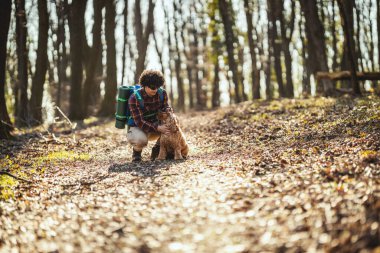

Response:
(0, 170), (32, 183)
(316, 71), (380, 81)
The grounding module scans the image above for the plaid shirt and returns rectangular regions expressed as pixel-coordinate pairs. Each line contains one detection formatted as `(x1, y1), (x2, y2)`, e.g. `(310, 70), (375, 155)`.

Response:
(128, 88), (171, 133)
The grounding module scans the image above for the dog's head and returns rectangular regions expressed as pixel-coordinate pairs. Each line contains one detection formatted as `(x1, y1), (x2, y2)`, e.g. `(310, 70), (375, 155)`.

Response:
(158, 111), (179, 132)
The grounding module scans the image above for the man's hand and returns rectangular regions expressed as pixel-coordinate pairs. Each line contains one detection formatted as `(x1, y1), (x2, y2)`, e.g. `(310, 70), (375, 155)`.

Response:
(157, 125), (171, 135)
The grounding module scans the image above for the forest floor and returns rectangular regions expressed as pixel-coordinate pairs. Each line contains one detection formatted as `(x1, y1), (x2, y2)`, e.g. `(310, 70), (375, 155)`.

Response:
(1, 96), (380, 253)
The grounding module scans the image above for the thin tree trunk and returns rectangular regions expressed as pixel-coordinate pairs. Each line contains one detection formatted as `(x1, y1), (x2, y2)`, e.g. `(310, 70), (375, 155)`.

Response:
(337, 0), (360, 95)
(331, 0), (338, 71)
(99, 0), (117, 116)
(355, 2), (364, 72)
(299, 13), (311, 96)
(279, 0), (295, 98)
(212, 58), (220, 108)
(173, 1), (185, 111)
(265, 6), (273, 100)
(218, 0), (241, 103)
(30, 0), (48, 125)
(164, 5), (175, 104)
(268, 0), (285, 98)
(121, 0), (128, 85)
(244, 0), (260, 99)
(134, 0), (155, 83)
(83, 0), (104, 117)
(15, 0), (29, 126)
(300, 0), (334, 96)
(68, 0), (87, 120)
(0, 0), (13, 139)
(153, 31), (164, 75)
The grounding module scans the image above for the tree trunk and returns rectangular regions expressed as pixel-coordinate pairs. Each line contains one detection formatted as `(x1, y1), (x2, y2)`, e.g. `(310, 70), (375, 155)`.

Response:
(265, 6), (273, 100)
(164, 5), (175, 104)
(212, 59), (220, 108)
(244, 0), (260, 99)
(121, 0), (129, 85)
(279, 0), (295, 98)
(299, 13), (311, 96)
(218, 0), (241, 103)
(29, 0), (48, 125)
(55, 0), (69, 109)
(268, 0), (285, 98)
(173, 1), (185, 111)
(68, 0), (87, 120)
(134, 0), (155, 83)
(331, 0), (339, 71)
(300, 0), (334, 96)
(337, 0), (360, 95)
(83, 0), (104, 117)
(0, 0), (13, 139)
(377, 0), (380, 72)
(99, 0), (117, 116)
(15, 0), (29, 126)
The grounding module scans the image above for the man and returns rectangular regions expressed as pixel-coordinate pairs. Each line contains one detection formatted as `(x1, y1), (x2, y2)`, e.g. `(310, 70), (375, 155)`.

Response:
(127, 70), (172, 162)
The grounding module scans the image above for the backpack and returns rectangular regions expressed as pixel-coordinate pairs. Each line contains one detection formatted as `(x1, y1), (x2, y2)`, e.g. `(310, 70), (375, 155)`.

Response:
(125, 85), (164, 126)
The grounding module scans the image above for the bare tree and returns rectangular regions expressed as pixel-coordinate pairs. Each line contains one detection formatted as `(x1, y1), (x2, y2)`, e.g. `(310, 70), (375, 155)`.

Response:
(15, 0), (29, 126)
(244, 0), (260, 99)
(68, 0), (87, 120)
(337, 0), (360, 95)
(134, 0), (155, 83)
(173, 0), (185, 111)
(300, 0), (334, 96)
(0, 0), (13, 139)
(83, 0), (104, 116)
(218, 0), (242, 103)
(99, 0), (117, 116)
(29, 0), (49, 125)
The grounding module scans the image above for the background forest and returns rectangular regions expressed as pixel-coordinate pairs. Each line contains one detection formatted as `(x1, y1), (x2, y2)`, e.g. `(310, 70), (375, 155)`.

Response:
(1, 0), (380, 139)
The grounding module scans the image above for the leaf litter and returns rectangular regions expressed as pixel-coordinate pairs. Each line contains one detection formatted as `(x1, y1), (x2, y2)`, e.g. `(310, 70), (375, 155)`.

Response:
(0, 97), (380, 252)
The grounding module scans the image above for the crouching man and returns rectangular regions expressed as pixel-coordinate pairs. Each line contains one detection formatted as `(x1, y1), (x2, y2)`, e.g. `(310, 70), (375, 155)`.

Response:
(127, 70), (172, 162)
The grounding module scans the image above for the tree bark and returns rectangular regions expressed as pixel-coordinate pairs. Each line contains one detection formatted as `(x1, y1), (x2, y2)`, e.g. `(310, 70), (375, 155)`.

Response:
(173, 1), (185, 111)
(134, 0), (155, 83)
(244, 0), (260, 99)
(15, 0), (29, 126)
(55, 0), (69, 109)
(218, 0), (242, 103)
(279, 0), (295, 98)
(99, 0), (117, 116)
(121, 0), (129, 85)
(29, 0), (49, 125)
(68, 0), (87, 120)
(300, 0), (334, 96)
(83, 0), (104, 117)
(337, 0), (360, 95)
(0, 0), (13, 139)
(268, 0), (285, 97)
(164, 5), (175, 104)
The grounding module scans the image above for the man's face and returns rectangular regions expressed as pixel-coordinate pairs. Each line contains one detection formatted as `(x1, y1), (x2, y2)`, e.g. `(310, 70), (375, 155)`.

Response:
(144, 85), (158, 97)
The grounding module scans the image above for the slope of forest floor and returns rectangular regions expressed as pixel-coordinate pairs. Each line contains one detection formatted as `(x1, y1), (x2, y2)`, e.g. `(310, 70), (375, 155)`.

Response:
(1, 96), (380, 252)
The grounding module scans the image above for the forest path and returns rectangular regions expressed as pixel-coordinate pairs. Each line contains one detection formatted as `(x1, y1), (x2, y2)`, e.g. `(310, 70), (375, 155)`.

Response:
(1, 97), (380, 252)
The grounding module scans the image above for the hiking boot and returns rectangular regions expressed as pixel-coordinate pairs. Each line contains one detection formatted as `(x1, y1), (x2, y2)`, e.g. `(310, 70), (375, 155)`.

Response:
(151, 143), (160, 161)
(132, 149), (142, 162)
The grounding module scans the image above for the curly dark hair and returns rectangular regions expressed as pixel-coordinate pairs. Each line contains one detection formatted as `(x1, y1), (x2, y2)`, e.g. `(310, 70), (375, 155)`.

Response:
(139, 70), (165, 89)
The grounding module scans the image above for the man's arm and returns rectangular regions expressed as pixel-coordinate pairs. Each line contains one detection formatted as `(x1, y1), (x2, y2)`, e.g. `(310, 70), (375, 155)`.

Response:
(129, 95), (158, 132)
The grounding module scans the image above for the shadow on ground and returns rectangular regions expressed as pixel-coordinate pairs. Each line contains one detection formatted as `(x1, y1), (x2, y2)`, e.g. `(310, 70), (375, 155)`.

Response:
(108, 159), (186, 178)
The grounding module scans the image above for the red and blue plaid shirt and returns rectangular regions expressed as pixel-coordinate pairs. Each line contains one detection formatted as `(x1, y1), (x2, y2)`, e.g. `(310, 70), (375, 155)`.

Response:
(128, 88), (171, 133)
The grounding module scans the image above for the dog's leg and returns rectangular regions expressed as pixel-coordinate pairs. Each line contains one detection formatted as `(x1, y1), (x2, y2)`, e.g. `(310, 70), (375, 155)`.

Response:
(157, 145), (167, 160)
(174, 148), (183, 160)
(181, 144), (189, 158)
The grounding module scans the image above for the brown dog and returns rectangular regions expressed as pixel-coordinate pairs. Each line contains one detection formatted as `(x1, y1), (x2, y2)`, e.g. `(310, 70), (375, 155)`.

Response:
(157, 111), (189, 160)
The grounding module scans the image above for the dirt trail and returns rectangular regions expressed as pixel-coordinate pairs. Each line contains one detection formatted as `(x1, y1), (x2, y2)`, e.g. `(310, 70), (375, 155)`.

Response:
(1, 97), (380, 252)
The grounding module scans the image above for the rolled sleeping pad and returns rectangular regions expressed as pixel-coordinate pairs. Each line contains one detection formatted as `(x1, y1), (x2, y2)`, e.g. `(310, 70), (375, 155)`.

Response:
(115, 86), (130, 129)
